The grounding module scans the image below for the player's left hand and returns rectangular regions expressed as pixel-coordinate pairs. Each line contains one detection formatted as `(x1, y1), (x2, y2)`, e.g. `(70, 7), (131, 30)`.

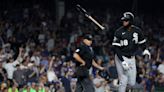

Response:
(143, 49), (151, 59)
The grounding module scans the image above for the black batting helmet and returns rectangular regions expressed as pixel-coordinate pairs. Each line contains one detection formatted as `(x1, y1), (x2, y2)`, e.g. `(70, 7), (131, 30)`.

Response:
(121, 12), (134, 22)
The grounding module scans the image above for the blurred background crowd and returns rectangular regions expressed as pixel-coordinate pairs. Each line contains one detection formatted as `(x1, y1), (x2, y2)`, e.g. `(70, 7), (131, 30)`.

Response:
(0, 0), (164, 92)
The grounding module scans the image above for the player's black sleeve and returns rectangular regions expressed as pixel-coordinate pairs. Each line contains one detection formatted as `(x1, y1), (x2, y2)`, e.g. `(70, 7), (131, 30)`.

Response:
(139, 40), (147, 50)
(136, 28), (151, 59)
(112, 31), (124, 61)
(114, 47), (124, 61)
(137, 28), (147, 50)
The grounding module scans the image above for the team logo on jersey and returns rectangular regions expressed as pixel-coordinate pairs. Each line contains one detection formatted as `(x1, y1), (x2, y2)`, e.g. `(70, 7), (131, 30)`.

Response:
(122, 32), (126, 35)
(113, 36), (117, 42)
(132, 32), (138, 44)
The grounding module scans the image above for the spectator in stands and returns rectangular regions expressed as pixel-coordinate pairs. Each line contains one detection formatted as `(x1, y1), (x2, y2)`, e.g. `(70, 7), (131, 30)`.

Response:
(13, 64), (27, 88)
(3, 56), (19, 79)
(157, 59), (164, 85)
(93, 71), (106, 92)
(143, 73), (155, 92)
(0, 62), (6, 83)
(30, 49), (41, 66)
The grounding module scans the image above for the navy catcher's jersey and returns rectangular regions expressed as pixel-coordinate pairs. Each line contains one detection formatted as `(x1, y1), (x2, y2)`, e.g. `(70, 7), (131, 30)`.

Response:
(112, 25), (146, 57)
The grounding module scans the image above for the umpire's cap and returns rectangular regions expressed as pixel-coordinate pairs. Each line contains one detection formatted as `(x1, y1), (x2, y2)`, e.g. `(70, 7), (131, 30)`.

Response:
(121, 12), (134, 22)
(83, 34), (93, 40)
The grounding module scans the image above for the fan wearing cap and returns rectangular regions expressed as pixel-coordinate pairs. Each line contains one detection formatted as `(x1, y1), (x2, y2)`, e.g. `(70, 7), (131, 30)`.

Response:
(112, 12), (150, 92)
(73, 34), (104, 92)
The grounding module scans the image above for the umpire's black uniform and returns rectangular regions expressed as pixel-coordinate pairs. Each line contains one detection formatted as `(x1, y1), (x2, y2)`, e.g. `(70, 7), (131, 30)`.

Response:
(73, 34), (95, 92)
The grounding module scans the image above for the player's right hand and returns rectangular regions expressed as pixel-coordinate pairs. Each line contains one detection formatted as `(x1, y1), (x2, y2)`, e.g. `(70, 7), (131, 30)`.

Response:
(122, 61), (129, 70)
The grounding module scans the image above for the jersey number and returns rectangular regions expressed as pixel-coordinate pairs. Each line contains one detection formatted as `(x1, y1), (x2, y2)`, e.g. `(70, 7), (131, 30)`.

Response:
(120, 39), (128, 46)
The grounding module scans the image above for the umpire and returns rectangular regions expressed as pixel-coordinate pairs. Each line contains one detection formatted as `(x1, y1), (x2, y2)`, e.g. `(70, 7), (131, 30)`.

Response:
(73, 34), (104, 92)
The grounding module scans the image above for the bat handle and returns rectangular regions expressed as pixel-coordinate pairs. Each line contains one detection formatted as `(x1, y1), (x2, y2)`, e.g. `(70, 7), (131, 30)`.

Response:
(87, 15), (105, 30)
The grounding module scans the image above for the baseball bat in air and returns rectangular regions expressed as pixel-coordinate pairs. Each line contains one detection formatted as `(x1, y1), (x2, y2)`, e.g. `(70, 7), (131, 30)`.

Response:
(76, 4), (105, 30)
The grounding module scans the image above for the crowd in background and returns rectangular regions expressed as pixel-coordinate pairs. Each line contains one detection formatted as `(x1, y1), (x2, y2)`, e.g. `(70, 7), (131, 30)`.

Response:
(0, 4), (164, 92)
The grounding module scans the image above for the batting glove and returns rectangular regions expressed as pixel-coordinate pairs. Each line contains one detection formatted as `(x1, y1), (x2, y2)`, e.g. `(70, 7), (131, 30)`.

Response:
(143, 49), (151, 59)
(122, 61), (129, 70)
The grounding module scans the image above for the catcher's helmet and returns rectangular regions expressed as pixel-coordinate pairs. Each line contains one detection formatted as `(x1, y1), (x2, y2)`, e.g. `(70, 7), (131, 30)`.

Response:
(121, 12), (134, 22)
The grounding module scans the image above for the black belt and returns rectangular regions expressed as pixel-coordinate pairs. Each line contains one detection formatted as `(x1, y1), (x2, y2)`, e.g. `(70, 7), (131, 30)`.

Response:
(124, 55), (134, 58)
